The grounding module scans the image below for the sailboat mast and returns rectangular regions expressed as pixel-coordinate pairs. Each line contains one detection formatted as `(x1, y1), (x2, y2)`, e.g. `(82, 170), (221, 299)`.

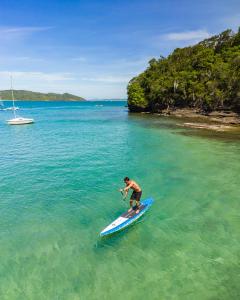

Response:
(10, 76), (16, 118)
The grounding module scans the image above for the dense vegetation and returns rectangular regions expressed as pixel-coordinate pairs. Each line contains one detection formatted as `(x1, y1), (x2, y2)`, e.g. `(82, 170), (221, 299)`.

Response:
(127, 29), (240, 113)
(0, 90), (85, 101)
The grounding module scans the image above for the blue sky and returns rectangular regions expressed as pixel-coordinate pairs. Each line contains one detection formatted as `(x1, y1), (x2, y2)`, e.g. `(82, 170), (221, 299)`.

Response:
(0, 0), (239, 99)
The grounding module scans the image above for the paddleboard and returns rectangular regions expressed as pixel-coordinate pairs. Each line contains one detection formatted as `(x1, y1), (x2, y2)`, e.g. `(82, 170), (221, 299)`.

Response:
(100, 198), (154, 237)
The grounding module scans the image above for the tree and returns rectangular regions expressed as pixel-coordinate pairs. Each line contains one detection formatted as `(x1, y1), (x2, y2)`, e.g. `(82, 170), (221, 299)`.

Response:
(127, 79), (148, 111)
(127, 28), (240, 114)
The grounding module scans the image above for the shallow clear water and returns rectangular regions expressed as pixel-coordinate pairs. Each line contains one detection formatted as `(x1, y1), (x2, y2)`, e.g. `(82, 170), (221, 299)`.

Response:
(0, 101), (239, 299)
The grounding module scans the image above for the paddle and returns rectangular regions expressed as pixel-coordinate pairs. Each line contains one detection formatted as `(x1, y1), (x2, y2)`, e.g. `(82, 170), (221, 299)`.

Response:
(119, 188), (128, 201)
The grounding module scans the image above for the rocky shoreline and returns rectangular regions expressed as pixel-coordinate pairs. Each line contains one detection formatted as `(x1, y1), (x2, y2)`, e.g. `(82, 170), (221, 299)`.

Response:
(140, 108), (240, 132)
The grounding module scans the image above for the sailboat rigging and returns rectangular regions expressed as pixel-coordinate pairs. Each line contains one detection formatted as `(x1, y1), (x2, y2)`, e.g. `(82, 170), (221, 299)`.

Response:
(7, 76), (34, 125)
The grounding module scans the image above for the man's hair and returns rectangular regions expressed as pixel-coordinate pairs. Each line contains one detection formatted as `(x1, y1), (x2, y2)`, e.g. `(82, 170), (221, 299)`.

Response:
(124, 177), (130, 181)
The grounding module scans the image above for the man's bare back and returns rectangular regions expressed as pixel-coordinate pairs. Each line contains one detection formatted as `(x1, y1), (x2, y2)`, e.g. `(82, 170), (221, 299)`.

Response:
(125, 180), (141, 192)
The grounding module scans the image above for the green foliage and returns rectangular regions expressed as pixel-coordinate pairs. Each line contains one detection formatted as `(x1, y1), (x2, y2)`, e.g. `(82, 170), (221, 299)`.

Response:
(127, 29), (240, 113)
(0, 90), (85, 101)
(127, 79), (148, 111)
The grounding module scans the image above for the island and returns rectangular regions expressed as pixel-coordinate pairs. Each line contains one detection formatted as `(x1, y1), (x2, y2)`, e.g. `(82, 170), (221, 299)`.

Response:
(0, 90), (85, 101)
(127, 28), (240, 126)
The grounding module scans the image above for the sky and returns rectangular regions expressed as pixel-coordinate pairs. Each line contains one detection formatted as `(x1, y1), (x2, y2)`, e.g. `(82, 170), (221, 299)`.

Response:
(0, 0), (239, 99)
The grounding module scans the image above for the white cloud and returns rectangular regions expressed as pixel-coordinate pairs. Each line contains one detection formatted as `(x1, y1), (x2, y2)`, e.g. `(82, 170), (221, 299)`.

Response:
(80, 75), (132, 83)
(111, 57), (151, 68)
(0, 71), (74, 81)
(0, 26), (53, 44)
(0, 71), (130, 98)
(0, 56), (45, 63)
(164, 30), (211, 41)
(0, 26), (53, 35)
(71, 56), (87, 62)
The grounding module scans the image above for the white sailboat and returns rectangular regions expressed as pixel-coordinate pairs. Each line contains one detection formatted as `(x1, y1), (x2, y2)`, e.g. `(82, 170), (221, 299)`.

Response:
(7, 77), (34, 125)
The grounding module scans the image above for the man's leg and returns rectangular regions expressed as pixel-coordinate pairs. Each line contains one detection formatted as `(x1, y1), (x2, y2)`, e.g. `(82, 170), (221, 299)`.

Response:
(135, 192), (142, 214)
(135, 200), (140, 214)
(128, 199), (133, 212)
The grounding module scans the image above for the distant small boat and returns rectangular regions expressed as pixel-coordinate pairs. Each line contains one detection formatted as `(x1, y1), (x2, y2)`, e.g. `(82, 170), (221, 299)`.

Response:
(4, 106), (19, 111)
(6, 76), (34, 125)
(0, 98), (5, 110)
(0, 96), (20, 111)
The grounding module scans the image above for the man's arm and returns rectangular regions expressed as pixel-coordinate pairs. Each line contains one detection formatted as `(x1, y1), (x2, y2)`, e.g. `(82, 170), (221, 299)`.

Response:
(124, 182), (133, 192)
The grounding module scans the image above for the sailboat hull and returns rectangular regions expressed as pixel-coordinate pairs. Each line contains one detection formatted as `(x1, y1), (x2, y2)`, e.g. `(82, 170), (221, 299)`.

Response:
(7, 117), (34, 125)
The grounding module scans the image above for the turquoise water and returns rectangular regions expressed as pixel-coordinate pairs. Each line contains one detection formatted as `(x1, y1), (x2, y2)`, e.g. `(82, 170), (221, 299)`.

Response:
(0, 101), (239, 300)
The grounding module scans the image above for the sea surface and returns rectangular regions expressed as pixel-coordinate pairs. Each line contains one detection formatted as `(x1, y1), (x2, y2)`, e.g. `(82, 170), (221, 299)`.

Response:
(0, 101), (239, 300)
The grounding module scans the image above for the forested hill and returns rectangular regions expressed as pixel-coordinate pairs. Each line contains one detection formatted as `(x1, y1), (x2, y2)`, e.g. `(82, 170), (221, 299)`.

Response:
(0, 90), (85, 101)
(127, 29), (240, 113)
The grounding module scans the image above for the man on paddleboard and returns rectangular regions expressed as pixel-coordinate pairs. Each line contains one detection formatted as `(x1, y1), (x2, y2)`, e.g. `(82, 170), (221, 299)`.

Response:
(121, 177), (142, 214)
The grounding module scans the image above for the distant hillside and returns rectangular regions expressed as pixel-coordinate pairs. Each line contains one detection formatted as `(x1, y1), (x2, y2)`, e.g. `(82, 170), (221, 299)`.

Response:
(0, 90), (85, 101)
